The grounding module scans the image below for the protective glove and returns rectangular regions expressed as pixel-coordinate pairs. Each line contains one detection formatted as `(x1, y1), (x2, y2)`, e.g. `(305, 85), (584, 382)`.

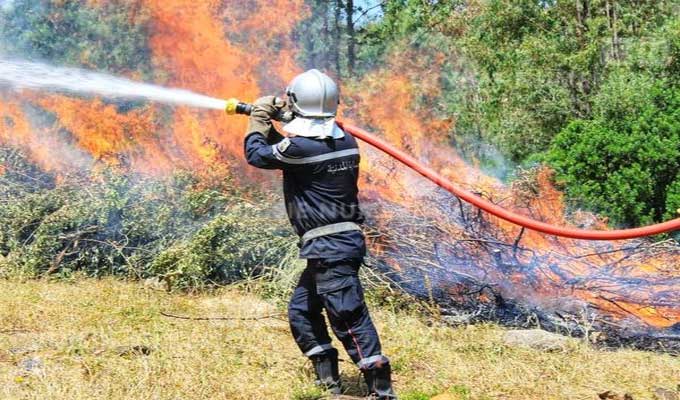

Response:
(247, 96), (287, 138)
(274, 101), (295, 123)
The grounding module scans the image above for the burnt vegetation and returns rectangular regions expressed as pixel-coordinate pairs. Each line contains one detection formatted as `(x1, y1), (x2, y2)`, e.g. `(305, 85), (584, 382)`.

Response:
(365, 188), (680, 353)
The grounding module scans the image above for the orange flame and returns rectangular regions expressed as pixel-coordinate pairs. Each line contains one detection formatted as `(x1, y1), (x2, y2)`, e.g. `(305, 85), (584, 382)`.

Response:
(0, 0), (307, 176)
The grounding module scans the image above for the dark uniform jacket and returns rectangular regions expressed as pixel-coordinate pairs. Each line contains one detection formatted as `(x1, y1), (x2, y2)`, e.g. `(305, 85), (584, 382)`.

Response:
(244, 126), (366, 260)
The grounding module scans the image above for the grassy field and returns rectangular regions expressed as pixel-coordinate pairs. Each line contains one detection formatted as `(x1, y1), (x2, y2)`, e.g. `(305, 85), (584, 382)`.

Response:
(0, 277), (678, 400)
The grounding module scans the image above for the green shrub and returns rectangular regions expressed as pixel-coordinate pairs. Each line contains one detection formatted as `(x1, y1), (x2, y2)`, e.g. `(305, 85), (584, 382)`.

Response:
(149, 207), (295, 289)
(0, 148), (295, 288)
(400, 391), (434, 400)
(546, 78), (680, 226)
(664, 177), (680, 220)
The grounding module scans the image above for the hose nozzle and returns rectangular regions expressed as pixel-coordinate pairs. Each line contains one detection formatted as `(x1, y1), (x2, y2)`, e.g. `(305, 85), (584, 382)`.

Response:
(224, 98), (294, 122)
(224, 98), (252, 115)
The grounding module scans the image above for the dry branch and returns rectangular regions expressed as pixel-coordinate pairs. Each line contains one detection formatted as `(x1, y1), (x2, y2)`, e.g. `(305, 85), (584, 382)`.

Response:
(160, 311), (287, 322)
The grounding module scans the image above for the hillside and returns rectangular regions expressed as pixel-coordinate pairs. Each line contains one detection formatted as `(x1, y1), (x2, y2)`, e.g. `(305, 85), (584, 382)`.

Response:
(1, 277), (678, 400)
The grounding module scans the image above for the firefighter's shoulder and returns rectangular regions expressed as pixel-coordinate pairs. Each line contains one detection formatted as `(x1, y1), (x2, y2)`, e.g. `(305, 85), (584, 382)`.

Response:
(272, 136), (309, 163)
(276, 136), (319, 158)
(275, 137), (293, 154)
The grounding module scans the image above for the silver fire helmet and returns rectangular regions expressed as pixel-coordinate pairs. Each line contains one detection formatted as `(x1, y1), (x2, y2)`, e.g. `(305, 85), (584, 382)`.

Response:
(286, 69), (339, 118)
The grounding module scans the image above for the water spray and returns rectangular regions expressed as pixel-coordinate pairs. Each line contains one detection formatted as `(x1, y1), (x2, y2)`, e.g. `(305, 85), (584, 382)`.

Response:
(0, 59), (228, 110)
(1, 59), (679, 240)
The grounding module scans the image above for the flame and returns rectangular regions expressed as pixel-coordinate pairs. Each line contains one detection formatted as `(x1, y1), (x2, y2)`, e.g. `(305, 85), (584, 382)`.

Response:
(0, 2), (678, 333)
(0, 0), (307, 176)
(0, 98), (78, 172)
(145, 0), (306, 169)
(0, 100), (33, 148)
(36, 95), (162, 168)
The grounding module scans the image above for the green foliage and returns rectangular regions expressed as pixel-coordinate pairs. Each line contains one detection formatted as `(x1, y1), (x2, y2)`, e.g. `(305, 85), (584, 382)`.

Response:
(400, 391), (435, 400)
(149, 208), (295, 289)
(0, 148), (295, 289)
(459, 1), (678, 161)
(448, 384), (472, 398)
(0, 0), (151, 73)
(398, 384), (472, 400)
(665, 177), (680, 221)
(355, 0), (447, 65)
(290, 385), (325, 400)
(336, 0), (680, 226)
(546, 78), (680, 225)
(295, 0), (340, 73)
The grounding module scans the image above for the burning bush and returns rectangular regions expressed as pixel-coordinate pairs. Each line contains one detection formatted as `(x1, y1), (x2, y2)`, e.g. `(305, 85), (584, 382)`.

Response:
(0, 147), (295, 289)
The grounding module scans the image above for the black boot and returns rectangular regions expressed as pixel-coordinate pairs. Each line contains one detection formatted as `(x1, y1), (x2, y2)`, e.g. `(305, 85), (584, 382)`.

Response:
(310, 348), (342, 395)
(363, 363), (397, 399)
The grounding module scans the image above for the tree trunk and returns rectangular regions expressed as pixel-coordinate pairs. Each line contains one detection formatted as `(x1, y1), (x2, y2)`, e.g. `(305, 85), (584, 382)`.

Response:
(575, 0), (590, 41)
(320, 0), (329, 71)
(334, 0), (342, 77)
(345, 0), (356, 76)
(572, 0), (594, 117)
(611, 1), (620, 60)
(605, 0), (621, 60)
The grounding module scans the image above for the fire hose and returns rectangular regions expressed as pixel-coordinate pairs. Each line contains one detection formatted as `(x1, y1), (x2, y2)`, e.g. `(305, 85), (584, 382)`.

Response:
(225, 99), (680, 241)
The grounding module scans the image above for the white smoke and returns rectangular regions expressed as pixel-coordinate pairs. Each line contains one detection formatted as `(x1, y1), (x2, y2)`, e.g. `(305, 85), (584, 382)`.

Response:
(0, 0), (14, 11)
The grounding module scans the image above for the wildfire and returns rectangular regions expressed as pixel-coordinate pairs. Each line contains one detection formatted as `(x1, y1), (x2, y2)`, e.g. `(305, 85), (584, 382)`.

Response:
(146, 0), (306, 167)
(0, 0), (306, 175)
(0, 98), (77, 172)
(0, 1), (678, 338)
(345, 51), (679, 331)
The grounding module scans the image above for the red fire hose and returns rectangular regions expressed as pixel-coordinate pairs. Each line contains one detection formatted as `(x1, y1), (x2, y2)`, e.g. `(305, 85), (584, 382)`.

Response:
(229, 101), (679, 240)
(338, 121), (680, 241)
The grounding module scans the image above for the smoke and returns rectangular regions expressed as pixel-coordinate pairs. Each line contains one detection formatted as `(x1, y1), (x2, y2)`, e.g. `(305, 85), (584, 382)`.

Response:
(0, 0), (13, 11)
(0, 59), (227, 110)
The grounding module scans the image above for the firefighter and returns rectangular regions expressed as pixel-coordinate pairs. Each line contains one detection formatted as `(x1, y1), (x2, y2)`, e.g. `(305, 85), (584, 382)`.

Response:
(243, 69), (397, 399)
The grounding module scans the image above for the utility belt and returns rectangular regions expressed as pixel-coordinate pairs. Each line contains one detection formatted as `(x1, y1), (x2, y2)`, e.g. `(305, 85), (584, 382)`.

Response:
(301, 222), (362, 244)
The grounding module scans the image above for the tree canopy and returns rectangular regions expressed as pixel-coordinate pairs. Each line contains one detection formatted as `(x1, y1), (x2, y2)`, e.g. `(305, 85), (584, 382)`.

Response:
(298, 0), (680, 226)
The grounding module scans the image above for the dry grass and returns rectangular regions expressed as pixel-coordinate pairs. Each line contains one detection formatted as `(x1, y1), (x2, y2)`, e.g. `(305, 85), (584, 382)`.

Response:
(0, 276), (678, 400)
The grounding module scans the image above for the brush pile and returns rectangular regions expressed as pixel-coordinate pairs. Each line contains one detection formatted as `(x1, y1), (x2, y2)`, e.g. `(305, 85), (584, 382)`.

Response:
(362, 168), (680, 353)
